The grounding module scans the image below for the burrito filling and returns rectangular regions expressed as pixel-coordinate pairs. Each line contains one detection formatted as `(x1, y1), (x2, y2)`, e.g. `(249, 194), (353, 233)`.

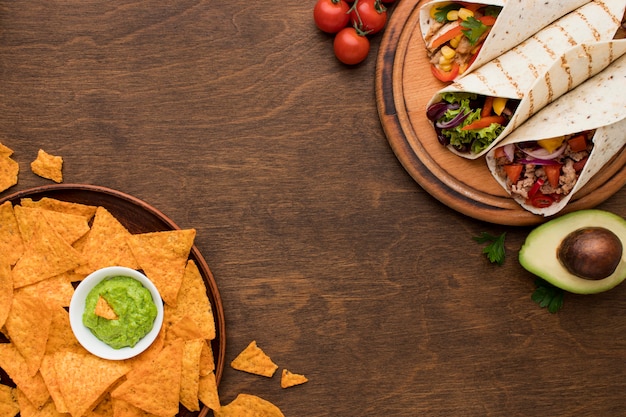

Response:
(424, 3), (502, 81)
(493, 131), (594, 209)
(427, 92), (519, 154)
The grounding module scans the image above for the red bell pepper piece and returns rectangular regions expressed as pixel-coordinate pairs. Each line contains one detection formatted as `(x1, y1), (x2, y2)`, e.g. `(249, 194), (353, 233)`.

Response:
(461, 115), (506, 131)
(431, 63), (460, 82)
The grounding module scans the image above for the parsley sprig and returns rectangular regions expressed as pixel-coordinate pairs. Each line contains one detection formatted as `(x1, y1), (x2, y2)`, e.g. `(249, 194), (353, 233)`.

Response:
(531, 278), (564, 313)
(461, 16), (488, 45)
(433, 4), (461, 23)
(473, 232), (506, 265)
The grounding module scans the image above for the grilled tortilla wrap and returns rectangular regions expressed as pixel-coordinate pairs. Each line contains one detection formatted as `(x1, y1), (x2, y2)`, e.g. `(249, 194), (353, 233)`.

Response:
(420, 0), (593, 81)
(427, 33), (626, 159)
(486, 52), (626, 216)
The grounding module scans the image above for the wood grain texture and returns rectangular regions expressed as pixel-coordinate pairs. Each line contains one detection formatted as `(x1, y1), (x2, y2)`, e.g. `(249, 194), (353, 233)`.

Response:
(1, 1), (626, 416)
(376, 0), (626, 226)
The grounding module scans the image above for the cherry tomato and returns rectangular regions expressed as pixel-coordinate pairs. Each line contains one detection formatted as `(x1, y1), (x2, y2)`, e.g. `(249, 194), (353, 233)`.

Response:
(350, 0), (387, 35)
(333, 27), (370, 65)
(314, 0), (351, 34)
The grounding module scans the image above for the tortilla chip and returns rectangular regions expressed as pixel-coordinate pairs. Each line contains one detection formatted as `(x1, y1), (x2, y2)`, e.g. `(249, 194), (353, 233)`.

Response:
(179, 339), (203, 412)
(75, 207), (139, 275)
(0, 344), (50, 409)
(0, 202), (24, 265)
(16, 273), (75, 309)
(0, 262), (12, 330)
(0, 149), (18, 193)
(127, 229), (196, 306)
(197, 372), (219, 412)
(230, 341), (278, 378)
(54, 351), (130, 417)
(39, 355), (69, 414)
(0, 384), (19, 417)
(163, 260), (215, 339)
(280, 369), (308, 388)
(12, 218), (83, 288)
(88, 394), (114, 417)
(20, 198), (97, 222)
(122, 327), (166, 370)
(30, 149), (63, 183)
(45, 306), (85, 356)
(14, 206), (89, 246)
(213, 394), (283, 417)
(94, 296), (118, 320)
(4, 293), (52, 376)
(111, 398), (160, 417)
(111, 339), (184, 417)
(199, 341), (214, 376)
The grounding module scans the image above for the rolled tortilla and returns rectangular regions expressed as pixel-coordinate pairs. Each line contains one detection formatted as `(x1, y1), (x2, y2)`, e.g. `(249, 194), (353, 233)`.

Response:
(428, 35), (626, 159)
(420, 0), (592, 80)
(486, 52), (626, 216)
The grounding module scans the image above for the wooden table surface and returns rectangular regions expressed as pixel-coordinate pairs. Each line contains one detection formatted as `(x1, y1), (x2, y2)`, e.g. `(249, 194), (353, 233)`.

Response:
(1, 2), (626, 416)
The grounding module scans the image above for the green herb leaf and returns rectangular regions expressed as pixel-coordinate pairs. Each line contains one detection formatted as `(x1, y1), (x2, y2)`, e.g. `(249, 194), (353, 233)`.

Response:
(473, 232), (506, 265)
(531, 278), (564, 313)
(433, 3), (461, 23)
(461, 16), (488, 45)
(482, 5), (502, 17)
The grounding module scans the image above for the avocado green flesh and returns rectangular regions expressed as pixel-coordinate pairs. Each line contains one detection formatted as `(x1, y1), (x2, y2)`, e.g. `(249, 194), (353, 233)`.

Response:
(519, 210), (626, 294)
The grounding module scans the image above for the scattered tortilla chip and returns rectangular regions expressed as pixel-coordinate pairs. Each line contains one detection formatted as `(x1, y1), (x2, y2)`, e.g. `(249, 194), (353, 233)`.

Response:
(11, 218), (83, 288)
(111, 339), (184, 417)
(0, 202), (24, 265)
(20, 198), (97, 222)
(197, 372), (220, 412)
(163, 260), (215, 339)
(280, 369), (308, 388)
(30, 149), (63, 183)
(4, 293), (52, 376)
(54, 351), (130, 417)
(0, 262), (12, 330)
(0, 144), (18, 193)
(94, 296), (119, 320)
(213, 394), (283, 417)
(230, 341), (278, 378)
(0, 344), (50, 409)
(127, 229), (196, 306)
(179, 339), (204, 412)
(75, 206), (139, 275)
(0, 384), (19, 417)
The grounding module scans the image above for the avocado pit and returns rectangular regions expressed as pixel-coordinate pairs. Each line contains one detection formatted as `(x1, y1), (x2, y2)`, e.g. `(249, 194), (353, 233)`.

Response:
(557, 227), (623, 280)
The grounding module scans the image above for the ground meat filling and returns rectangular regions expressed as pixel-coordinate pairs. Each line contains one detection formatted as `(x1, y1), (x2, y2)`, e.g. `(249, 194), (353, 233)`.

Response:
(495, 131), (594, 207)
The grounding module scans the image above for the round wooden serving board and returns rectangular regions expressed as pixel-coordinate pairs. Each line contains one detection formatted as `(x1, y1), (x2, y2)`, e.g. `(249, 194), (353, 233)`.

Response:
(376, 0), (626, 226)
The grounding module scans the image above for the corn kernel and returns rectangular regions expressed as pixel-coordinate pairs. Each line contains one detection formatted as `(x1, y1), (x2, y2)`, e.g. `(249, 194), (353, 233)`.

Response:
(440, 45), (456, 60)
(458, 7), (474, 20)
(430, 2), (452, 19)
(439, 63), (453, 72)
(470, 45), (481, 55)
(446, 10), (459, 21)
(449, 34), (463, 48)
(438, 55), (451, 65)
(458, 63), (468, 74)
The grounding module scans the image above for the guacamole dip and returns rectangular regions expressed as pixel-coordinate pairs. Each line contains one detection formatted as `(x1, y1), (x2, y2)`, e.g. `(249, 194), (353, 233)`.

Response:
(83, 276), (158, 349)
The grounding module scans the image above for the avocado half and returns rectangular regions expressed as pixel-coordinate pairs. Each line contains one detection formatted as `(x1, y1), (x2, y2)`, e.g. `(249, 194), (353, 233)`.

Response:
(519, 209), (626, 294)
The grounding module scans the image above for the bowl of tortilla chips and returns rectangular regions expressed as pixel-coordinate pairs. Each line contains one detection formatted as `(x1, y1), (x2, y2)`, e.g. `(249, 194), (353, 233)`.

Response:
(69, 266), (164, 360)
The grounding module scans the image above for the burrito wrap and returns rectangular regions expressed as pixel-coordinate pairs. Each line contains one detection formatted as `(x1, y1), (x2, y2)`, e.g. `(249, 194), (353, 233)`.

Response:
(420, 0), (592, 78)
(429, 35), (626, 159)
(486, 51), (626, 216)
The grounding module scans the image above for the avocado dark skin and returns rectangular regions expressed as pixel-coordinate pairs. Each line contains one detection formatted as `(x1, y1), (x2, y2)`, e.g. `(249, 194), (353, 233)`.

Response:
(557, 227), (623, 280)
